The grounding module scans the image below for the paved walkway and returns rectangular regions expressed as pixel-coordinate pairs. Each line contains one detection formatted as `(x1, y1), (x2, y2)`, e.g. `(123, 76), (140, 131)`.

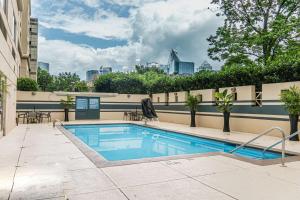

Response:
(1, 122), (300, 200)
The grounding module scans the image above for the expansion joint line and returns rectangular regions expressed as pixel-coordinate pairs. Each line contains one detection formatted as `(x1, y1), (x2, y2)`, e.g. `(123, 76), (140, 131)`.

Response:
(161, 162), (239, 200)
(100, 168), (130, 200)
(7, 126), (30, 200)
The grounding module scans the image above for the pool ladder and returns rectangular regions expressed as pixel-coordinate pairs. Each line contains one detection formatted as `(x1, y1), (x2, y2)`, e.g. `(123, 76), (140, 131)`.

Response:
(229, 127), (286, 167)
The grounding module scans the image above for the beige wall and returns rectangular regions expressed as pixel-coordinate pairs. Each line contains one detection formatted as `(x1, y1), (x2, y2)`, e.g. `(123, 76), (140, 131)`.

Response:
(16, 81), (300, 138)
(16, 92), (148, 123)
(103, 94), (149, 102)
(262, 81), (300, 101)
(152, 93), (167, 103)
(190, 89), (216, 102)
(17, 91), (68, 101)
(157, 112), (296, 137)
(219, 85), (256, 101)
(169, 91), (187, 102)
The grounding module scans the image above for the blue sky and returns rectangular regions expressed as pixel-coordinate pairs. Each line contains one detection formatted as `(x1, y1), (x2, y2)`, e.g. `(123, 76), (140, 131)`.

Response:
(32, 0), (221, 79)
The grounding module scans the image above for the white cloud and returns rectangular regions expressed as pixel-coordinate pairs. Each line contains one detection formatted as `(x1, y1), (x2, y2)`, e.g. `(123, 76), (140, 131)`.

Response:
(32, 0), (132, 40)
(38, 37), (143, 78)
(35, 0), (222, 79)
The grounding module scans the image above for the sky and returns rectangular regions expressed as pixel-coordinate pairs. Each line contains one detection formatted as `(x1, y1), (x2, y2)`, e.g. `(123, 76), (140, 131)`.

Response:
(31, 0), (222, 79)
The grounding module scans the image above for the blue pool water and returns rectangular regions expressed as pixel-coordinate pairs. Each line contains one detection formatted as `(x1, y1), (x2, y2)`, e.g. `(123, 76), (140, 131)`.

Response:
(64, 124), (283, 161)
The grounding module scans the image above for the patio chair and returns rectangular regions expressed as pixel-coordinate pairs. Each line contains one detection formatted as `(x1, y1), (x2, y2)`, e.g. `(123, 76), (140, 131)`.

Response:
(17, 112), (28, 124)
(39, 112), (51, 123)
(27, 112), (38, 124)
(123, 112), (129, 120)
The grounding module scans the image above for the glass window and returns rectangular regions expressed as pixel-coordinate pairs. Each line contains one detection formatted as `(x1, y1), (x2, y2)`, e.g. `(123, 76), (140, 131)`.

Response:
(13, 14), (17, 43)
(89, 98), (99, 109)
(76, 98), (88, 110)
(0, 0), (4, 11)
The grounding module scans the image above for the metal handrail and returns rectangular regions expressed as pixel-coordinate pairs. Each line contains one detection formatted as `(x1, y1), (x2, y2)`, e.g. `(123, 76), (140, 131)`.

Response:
(229, 127), (286, 166)
(264, 130), (300, 153)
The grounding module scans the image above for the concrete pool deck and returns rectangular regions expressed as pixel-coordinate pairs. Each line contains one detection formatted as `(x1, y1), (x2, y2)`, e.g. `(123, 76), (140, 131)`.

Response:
(1, 121), (300, 199)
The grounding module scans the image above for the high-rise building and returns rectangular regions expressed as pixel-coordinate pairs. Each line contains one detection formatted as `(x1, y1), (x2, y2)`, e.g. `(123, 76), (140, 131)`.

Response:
(29, 17), (38, 80)
(38, 62), (49, 72)
(168, 49), (194, 75)
(86, 67), (112, 82)
(86, 70), (99, 82)
(0, 0), (32, 135)
(198, 61), (213, 71)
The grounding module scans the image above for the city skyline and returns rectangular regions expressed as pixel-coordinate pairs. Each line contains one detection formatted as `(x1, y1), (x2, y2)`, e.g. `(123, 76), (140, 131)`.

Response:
(32, 0), (222, 79)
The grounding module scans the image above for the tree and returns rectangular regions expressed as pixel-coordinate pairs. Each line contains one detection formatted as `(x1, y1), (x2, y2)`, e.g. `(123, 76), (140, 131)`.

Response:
(185, 94), (201, 127)
(74, 81), (89, 92)
(17, 78), (38, 91)
(215, 89), (234, 132)
(208, 0), (300, 66)
(60, 95), (74, 122)
(37, 68), (53, 91)
(53, 72), (81, 91)
(135, 65), (165, 74)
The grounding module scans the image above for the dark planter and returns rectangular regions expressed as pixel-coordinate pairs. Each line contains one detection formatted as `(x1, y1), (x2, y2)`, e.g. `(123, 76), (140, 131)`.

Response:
(64, 108), (69, 122)
(223, 112), (230, 132)
(190, 110), (196, 127)
(289, 114), (299, 141)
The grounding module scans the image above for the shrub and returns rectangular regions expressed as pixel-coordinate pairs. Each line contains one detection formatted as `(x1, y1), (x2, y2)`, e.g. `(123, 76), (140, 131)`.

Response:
(17, 78), (38, 91)
(94, 64), (300, 94)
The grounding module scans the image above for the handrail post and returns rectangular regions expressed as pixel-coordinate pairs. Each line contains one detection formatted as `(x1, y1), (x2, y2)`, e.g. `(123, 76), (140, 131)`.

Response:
(281, 137), (286, 167)
(230, 127), (286, 166)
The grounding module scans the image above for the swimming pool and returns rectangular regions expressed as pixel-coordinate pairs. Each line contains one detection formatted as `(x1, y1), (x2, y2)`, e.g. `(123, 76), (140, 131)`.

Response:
(64, 124), (283, 161)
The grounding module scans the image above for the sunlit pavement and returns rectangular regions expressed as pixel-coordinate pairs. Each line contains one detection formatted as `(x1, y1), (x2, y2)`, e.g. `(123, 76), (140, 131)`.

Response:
(1, 121), (300, 200)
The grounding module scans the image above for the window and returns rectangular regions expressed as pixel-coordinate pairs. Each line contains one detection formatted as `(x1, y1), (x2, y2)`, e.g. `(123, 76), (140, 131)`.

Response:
(12, 14), (17, 44)
(0, 0), (6, 13)
(89, 98), (99, 110)
(0, 14), (6, 39)
(157, 97), (160, 103)
(76, 98), (88, 110)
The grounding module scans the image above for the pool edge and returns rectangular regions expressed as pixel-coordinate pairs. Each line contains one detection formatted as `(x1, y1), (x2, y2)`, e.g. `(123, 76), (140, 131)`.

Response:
(58, 123), (300, 168)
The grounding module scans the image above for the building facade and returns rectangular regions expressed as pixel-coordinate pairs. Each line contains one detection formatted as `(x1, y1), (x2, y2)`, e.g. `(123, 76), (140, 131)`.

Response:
(38, 61), (49, 72)
(19, 0), (31, 78)
(168, 49), (194, 75)
(0, 0), (31, 136)
(29, 17), (38, 80)
(86, 70), (99, 82)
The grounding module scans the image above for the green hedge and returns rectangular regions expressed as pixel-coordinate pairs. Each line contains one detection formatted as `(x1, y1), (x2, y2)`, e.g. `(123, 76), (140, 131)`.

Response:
(17, 78), (38, 91)
(95, 64), (300, 94)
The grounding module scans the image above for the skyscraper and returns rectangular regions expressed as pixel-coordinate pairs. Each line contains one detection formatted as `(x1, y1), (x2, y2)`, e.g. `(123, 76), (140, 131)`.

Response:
(86, 70), (99, 82)
(168, 49), (194, 75)
(38, 62), (50, 72)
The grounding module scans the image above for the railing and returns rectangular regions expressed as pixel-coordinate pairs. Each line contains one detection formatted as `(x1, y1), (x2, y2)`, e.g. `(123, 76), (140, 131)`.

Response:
(230, 127), (286, 166)
(255, 92), (262, 107)
(264, 130), (300, 154)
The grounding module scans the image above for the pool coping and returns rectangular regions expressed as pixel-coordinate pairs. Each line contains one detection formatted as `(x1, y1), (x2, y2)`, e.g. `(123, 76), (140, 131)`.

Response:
(57, 123), (300, 168)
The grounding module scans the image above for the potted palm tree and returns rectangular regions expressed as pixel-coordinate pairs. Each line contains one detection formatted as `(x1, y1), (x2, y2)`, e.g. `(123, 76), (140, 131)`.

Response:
(185, 94), (201, 127)
(215, 89), (234, 133)
(280, 85), (300, 141)
(60, 95), (74, 122)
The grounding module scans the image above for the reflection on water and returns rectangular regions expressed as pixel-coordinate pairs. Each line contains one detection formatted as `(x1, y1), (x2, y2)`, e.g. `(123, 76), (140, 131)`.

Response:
(65, 124), (282, 161)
